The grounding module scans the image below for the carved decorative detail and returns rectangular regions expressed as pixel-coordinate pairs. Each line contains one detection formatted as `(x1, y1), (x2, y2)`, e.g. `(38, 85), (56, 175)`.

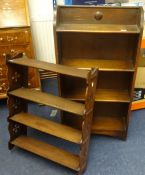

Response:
(0, 82), (8, 92)
(8, 122), (27, 148)
(12, 98), (21, 110)
(0, 67), (2, 76)
(12, 123), (21, 134)
(12, 71), (20, 82)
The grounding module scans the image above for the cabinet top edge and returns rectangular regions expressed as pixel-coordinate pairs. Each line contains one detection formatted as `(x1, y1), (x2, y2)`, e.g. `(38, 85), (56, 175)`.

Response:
(57, 5), (142, 10)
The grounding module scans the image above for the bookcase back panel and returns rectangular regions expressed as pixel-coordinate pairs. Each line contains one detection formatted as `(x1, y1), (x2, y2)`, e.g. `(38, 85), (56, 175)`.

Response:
(62, 111), (83, 130)
(60, 75), (86, 98)
(97, 72), (133, 90)
(60, 33), (138, 61)
(93, 102), (129, 117)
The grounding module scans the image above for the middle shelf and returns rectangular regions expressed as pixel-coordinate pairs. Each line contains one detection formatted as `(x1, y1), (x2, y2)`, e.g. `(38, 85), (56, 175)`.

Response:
(8, 88), (85, 116)
(10, 112), (82, 144)
(62, 88), (130, 103)
(61, 58), (135, 72)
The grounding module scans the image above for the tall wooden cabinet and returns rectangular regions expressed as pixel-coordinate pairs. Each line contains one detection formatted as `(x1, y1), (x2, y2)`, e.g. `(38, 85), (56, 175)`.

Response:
(0, 0), (40, 99)
(54, 6), (143, 139)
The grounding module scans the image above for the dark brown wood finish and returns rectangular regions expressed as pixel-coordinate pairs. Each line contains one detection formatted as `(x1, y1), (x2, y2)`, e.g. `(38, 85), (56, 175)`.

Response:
(54, 6), (143, 140)
(7, 54), (98, 174)
(0, 0), (40, 100)
(6, 53), (28, 149)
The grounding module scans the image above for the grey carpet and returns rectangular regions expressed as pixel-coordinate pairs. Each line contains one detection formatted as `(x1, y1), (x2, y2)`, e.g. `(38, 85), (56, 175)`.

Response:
(0, 79), (145, 175)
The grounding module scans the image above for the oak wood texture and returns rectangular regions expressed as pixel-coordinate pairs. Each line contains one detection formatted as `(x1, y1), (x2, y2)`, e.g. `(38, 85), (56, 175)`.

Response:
(8, 56), (89, 79)
(0, 0), (40, 99)
(0, 0), (29, 28)
(56, 24), (140, 34)
(62, 58), (134, 72)
(56, 6), (140, 25)
(10, 112), (82, 144)
(92, 116), (125, 133)
(95, 89), (130, 103)
(7, 54), (98, 174)
(8, 88), (85, 116)
(61, 88), (130, 103)
(55, 6), (143, 139)
(11, 136), (80, 171)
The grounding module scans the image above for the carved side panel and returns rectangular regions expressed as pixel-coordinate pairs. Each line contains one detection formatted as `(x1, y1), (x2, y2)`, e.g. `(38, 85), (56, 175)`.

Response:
(6, 53), (28, 150)
(79, 68), (98, 173)
(8, 121), (27, 150)
(6, 53), (28, 92)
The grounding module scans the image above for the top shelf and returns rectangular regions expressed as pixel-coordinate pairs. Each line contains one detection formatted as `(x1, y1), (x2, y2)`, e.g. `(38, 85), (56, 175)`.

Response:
(7, 57), (89, 79)
(56, 24), (140, 34)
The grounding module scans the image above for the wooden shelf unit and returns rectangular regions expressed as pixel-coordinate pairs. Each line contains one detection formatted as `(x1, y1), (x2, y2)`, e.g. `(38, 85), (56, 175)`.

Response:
(7, 54), (98, 174)
(54, 6), (143, 139)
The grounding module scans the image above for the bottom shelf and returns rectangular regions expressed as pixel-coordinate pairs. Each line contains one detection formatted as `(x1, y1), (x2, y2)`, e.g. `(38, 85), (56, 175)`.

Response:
(61, 112), (126, 138)
(11, 136), (80, 171)
(92, 116), (126, 137)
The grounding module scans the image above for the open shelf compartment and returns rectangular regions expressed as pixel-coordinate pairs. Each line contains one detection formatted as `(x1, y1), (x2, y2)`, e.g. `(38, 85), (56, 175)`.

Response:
(60, 71), (133, 103)
(61, 102), (128, 138)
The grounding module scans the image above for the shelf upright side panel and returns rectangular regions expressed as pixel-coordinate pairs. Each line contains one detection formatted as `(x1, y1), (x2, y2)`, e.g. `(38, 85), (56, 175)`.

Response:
(125, 8), (144, 140)
(6, 53), (28, 150)
(79, 68), (98, 173)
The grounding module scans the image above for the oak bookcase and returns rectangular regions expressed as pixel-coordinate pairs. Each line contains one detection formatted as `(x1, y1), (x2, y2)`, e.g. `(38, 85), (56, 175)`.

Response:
(54, 6), (143, 139)
(7, 53), (97, 174)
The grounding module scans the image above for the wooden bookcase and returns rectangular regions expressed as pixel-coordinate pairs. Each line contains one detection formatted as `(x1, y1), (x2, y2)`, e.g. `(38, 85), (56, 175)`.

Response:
(54, 6), (144, 139)
(7, 53), (97, 174)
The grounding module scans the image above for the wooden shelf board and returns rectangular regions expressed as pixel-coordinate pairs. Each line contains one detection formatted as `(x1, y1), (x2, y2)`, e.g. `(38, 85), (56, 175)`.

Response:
(63, 88), (130, 103)
(95, 89), (130, 103)
(8, 88), (85, 116)
(11, 136), (80, 171)
(92, 116), (125, 133)
(56, 24), (140, 34)
(62, 58), (134, 72)
(10, 112), (82, 144)
(8, 57), (89, 79)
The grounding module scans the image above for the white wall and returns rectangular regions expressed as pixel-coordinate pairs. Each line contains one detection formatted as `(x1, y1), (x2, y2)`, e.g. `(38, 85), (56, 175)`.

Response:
(27, 0), (56, 63)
